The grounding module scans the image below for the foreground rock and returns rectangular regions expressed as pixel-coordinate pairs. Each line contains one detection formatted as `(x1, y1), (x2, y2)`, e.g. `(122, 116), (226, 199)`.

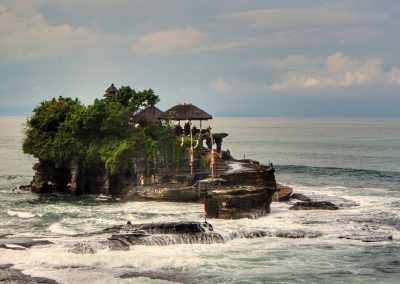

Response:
(72, 221), (327, 253)
(0, 238), (53, 251)
(0, 264), (58, 284)
(289, 201), (339, 210)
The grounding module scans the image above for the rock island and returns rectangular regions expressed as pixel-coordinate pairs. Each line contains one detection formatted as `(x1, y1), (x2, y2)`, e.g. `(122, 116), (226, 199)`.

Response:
(23, 84), (277, 219)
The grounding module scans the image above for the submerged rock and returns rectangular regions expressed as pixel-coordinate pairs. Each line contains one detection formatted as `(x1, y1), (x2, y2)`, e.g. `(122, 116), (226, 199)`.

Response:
(289, 201), (339, 210)
(0, 264), (58, 284)
(338, 234), (393, 242)
(109, 232), (224, 247)
(291, 193), (311, 202)
(275, 230), (322, 238)
(0, 238), (53, 250)
(100, 221), (214, 235)
(292, 192), (359, 208)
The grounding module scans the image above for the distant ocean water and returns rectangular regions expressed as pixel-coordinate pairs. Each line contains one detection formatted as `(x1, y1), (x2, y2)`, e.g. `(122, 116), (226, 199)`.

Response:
(0, 116), (399, 283)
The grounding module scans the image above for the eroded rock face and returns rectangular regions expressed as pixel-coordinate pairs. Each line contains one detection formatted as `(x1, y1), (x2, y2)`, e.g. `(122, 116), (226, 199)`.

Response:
(29, 145), (277, 219)
(273, 184), (293, 201)
(289, 201), (339, 210)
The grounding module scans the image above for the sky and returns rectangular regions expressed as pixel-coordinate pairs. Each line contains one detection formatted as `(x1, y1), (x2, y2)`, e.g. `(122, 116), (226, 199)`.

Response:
(0, 0), (399, 117)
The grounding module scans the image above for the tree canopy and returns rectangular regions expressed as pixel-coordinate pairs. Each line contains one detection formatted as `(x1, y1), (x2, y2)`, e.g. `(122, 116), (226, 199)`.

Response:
(23, 86), (173, 175)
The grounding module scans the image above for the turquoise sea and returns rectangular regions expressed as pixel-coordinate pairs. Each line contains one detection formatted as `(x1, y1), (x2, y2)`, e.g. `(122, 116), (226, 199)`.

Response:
(0, 116), (399, 283)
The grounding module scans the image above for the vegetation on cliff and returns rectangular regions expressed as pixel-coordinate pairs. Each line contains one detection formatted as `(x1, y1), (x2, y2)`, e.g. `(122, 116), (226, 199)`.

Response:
(23, 86), (180, 175)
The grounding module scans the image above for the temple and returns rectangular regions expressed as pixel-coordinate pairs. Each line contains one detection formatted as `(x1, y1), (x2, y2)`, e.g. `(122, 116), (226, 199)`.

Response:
(30, 84), (278, 219)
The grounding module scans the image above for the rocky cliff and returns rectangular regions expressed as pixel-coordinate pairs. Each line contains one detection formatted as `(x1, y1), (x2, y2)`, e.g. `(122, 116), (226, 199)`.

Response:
(29, 145), (277, 219)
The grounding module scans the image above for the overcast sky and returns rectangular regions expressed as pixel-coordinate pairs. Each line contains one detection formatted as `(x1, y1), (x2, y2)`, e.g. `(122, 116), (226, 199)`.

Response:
(1, 0), (399, 116)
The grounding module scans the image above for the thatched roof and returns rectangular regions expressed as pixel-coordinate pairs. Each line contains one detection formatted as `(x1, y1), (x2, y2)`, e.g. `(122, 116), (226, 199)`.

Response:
(159, 103), (212, 121)
(104, 83), (117, 98)
(132, 105), (163, 124)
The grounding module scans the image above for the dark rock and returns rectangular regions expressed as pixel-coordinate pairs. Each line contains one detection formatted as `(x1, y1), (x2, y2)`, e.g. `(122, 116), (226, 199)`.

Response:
(72, 222), (223, 253)
(103, 221), (213, 234)
(338, 234), (393, 242)
(0, 238), (53, 250)
(109, 232), (224, 246)
(0, 233), (13, 238)
(293, 192), (359, 208)
(289, 201), (339, 210)
(273, 184), (293, 201)
(275, 230), (322, 238)
(0, 264), (58, 283)
(227, 229), (322, 239)
(120, 269), (187, 283)
(291, 193), (311, 202)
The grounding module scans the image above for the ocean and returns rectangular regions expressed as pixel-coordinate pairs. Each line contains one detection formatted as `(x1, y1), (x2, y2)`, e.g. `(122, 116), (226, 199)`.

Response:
(0, 116), (399, 283)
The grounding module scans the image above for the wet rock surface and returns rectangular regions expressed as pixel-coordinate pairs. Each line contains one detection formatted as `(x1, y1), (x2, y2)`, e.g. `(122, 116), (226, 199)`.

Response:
(290, 201), (339, 210)
(0, 264), (58, 284)
(0, 238), (53, 250)
(228, 229), (322, 239)
(289, 192), (359, 208)
(291, 193), (311, 202)
(273, 184), (293, 201)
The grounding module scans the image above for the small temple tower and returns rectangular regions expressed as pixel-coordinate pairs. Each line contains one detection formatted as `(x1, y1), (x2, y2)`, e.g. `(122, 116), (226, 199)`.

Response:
(104, 83), (117, 98)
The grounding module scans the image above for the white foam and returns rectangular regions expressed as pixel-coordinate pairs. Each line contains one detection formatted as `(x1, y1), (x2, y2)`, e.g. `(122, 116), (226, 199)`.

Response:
(48, 223), (77, 235)
(5, 244), (26, 249)
(7, 209), (36, 219)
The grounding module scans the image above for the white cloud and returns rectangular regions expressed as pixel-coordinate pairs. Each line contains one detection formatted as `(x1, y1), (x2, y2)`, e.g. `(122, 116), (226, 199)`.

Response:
(264, 55), (319, 71)
(210, 77), (269, 93)
(210, 78), (233, 92)
(387, 67), (400, 85)
(0, 6), (124, 61)
(222, 4), (356, 29)
(272, 53), (386, 90)
(134, 27), (211, 54)
(211, 53), (400, 93)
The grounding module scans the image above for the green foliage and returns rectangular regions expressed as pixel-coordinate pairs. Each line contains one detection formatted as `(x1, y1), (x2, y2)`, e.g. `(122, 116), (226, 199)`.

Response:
(23, 87), (170, 175)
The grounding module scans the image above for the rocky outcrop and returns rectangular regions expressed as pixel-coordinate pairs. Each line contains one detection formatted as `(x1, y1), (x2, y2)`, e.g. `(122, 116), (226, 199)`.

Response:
(291, 193), (312, 202)
(0, 264), (58, 284)
(272, 184), (293, 201)
(289, 201), (339, 210)
(29, 141), (277, 219)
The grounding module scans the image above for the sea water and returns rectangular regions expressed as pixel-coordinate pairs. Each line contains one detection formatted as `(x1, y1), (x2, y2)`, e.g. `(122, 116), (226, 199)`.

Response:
(0, 116), (399, 283)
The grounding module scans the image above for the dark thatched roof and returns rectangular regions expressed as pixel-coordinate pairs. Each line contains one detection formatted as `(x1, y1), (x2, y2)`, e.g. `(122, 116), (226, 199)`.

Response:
(132, 105), (163, 124)
(104, 83), (117, 98)
(159, 103), (213, 121)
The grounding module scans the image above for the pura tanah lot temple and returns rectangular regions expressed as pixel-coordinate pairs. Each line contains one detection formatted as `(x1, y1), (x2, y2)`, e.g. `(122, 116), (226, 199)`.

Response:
(104, 84), (231, 177)
(103, 84), (277, 219)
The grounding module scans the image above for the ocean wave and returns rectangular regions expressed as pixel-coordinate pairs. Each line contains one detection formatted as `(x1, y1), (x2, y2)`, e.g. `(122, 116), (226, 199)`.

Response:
(48, 223), (77, 235)
(7, 209), (36, 219)
(277, 164), (399, 176)
(276, 164), (400, 187)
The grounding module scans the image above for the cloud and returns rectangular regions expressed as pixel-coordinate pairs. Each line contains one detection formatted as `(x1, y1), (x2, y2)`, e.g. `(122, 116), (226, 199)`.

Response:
(222, 4), (357, 29)
(210, 77), (269, 93)
(387, 67), (400, 85)
(134, 27), (211, 54)
(211, 53), (400, 93)
(0, 6), (124, 61)
(209, 78), (233, 92)
(263, 55), (319, 71)
(0, 0), (46, 16)
(272, 53), (386, 90)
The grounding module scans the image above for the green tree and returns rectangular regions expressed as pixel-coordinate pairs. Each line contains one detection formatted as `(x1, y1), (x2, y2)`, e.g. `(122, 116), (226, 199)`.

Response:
(23, 86), (172, 175)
